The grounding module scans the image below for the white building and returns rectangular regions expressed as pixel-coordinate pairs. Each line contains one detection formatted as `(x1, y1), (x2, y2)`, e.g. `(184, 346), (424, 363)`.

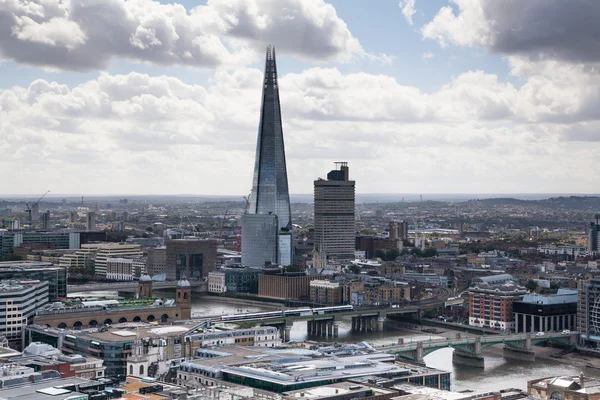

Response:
(106, 257), (147, 281)
(82, 243), (143, 277)
(0, 280), (49, 347)
(185, 325), (281, 349)
(208, 272), (226, 293)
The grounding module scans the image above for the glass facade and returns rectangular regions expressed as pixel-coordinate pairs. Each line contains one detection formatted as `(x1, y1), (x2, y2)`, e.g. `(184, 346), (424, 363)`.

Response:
(0, 263), (67, 301)
(244, 46), (293, 266)
(241, 214), (278, 267)
(176, 253), (204, 280)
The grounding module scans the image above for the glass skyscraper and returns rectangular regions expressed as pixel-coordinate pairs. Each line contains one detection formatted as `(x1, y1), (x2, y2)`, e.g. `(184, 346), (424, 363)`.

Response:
(242, 46), (293, 267)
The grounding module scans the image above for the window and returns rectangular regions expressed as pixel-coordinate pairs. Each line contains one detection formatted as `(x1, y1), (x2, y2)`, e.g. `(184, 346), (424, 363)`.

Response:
(139, 365), (144, 375)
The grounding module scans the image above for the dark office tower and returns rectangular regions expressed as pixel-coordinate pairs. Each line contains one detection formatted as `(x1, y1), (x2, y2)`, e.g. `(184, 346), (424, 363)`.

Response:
(590, 215), (600, 255)
(314, 162), (356, 260)
(242, 46), (293, 267)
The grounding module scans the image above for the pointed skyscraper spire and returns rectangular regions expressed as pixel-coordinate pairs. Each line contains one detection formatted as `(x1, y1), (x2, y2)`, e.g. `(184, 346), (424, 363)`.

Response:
(242, 45), (293, 267)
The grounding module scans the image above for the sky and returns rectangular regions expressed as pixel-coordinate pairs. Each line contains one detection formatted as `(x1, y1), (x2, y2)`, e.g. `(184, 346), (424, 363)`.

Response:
(0, 0), (599, 196)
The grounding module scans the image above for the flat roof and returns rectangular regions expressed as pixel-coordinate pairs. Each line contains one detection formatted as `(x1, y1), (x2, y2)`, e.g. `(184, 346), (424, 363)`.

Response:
(221, 353), (404, 386)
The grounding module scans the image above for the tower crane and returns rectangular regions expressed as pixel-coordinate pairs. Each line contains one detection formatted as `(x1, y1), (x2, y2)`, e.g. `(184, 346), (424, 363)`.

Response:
(25, 190), (50, 224)
(218, 209), (229, 246)
(235, 196), (251, 252)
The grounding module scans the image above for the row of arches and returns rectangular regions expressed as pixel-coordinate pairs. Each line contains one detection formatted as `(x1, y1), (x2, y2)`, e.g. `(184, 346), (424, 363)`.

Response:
(57, 314), (171, 330)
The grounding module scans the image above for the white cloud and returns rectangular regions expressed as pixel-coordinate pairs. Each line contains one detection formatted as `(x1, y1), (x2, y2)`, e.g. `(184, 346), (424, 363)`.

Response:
(0, 0), (379, 71)
(422, 0), (600, 63)
(422, 51), (434, 59)
(399, 0), (416, 25)
(1, 66), (598, 195)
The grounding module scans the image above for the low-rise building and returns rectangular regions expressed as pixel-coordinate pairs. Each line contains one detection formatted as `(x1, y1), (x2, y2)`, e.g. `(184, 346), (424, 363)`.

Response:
(513, 289), (577, 333)
(208, 271), (227, 293)
(528, 374), (600, 400)
(184, 324), (281, 350)
(310, 280), (342, 305)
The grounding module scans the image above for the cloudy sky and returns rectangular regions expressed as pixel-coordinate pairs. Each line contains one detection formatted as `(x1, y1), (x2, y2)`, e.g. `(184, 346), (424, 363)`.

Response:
(1, 0), (599, 196)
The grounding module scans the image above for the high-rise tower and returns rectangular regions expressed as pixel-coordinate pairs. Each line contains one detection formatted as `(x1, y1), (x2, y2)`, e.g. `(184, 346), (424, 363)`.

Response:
(242, 46), (293, 267)
(314, 162), (356, 260)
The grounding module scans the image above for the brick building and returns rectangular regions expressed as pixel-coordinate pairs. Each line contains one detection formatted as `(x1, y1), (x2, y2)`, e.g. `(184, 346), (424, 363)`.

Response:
(258, 274), (318, 301)
(468, 274), (527, 331)
(310, 280), (342, 305)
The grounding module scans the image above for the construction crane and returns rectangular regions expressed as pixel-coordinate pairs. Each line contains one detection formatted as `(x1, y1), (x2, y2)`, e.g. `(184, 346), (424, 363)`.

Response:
(25, 190), (50, 224)
(218, 209), (229, 246)
(235, 196), (251, 252)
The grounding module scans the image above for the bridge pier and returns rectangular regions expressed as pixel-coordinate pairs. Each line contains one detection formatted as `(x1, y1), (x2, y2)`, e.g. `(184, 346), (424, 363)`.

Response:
(377, 317), (386, 332)
(503, 346), (535, 362)
(333, 321), (339, 338)
(452, 336), (484, 368)
(327, 321), (333, 337)
(452, 350), (485, 368)
(284, 326), (291, 342)
(504, 333), (535, 362)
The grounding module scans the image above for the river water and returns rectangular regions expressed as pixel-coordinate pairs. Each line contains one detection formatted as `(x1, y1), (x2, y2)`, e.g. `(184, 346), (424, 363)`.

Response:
(185, 296), (600, 392)
(88, 291), (600, 392)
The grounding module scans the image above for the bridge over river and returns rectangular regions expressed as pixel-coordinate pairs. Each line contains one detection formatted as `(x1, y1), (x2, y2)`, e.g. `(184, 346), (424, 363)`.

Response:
(374, 331), (578, 368)
(68, 280), (207, 294)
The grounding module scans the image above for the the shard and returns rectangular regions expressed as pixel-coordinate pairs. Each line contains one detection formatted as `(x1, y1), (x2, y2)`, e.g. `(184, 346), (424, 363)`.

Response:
(241, 46), (293, 267)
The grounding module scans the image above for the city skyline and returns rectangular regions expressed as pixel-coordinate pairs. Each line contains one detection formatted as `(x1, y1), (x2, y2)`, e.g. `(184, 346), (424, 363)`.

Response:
(1, 1), (599, 195)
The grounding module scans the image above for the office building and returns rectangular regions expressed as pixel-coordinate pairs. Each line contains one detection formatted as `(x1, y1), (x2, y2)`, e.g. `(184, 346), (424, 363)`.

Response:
(468, 274), (527, 330)
(577, 278), (600, 347)
(258, 274), (318, 301)
(242, 46), (293, 267)
(81, 243), (143, 277)
(86, 211), (96, 231)
(356, 236), (402, 259)
(389, 221), (409, 241)
(208, 271), (227, 293)
(41, 210), (51, 229)
(146, 246), (167, 276)
(58, 248), (96, 275)
(0, 280), (49, 348)
(166, 239), (217, 281)
(0, 261), (66, 301)
(0, 231), (81, 258)
(106, 257), (146, 280)
(310, 280), (342, 305)
(590, 215), (600, 255)
(184, 325), (281, 350)
(313, 162), (355, 260)
(513, 289), (577, 333)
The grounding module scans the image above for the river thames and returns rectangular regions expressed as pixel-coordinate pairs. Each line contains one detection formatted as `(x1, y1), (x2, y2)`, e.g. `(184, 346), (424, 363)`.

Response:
(185, 295), (600, 392)
(75, 291), (599, 392)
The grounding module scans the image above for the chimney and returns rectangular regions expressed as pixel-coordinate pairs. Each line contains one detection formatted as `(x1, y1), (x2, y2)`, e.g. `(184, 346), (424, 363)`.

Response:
(580, 372), (585, 387)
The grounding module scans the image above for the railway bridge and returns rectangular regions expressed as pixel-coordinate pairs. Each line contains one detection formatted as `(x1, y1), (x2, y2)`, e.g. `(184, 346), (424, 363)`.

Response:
(375, 331), (577, 368)
(208, 305), (426, 342)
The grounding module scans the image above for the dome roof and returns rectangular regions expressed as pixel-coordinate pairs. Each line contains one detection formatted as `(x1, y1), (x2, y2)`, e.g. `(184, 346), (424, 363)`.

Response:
(140, 274), (152, 282)
(177, 276), (190, 287)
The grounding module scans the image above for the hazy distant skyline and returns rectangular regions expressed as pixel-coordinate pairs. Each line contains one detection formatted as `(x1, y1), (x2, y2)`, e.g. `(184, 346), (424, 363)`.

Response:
(1, 0), (599, 195)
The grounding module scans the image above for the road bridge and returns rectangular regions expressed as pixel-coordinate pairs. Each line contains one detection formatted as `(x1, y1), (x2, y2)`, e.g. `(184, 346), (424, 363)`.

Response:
(68, 280), (207, 294)
(376, 331), (577, 368)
